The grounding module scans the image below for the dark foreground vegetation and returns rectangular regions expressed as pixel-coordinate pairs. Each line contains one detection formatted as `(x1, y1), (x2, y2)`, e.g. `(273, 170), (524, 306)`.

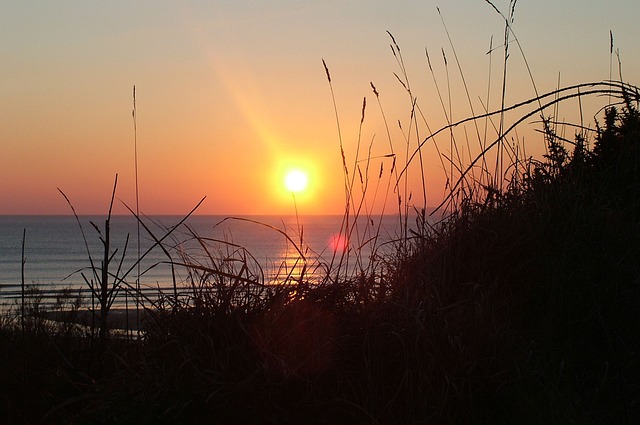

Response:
(3, 1), (640, 416)
(2, 90), (639, 424)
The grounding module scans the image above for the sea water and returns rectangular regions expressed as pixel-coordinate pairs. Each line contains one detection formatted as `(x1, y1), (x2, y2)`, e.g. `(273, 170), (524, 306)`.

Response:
(0, 215), (408, 310)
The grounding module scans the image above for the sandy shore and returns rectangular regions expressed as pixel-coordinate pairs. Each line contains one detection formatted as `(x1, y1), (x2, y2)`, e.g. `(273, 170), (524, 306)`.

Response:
(44, 307), (153, 331)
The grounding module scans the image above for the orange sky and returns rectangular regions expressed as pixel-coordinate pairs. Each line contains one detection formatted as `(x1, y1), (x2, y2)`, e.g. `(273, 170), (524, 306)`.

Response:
(1, 1), (639, 215)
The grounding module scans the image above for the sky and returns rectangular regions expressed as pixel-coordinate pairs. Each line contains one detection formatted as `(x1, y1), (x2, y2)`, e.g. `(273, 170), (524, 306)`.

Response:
(1, 0), (639, 215)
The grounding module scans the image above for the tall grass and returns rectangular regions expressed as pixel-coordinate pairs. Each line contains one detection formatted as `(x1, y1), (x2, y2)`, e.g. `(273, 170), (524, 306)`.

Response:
(2, 2), (640, 423)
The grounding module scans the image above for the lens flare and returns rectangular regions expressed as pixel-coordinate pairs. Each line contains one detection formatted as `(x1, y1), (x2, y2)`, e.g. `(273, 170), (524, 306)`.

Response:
(329, 234), (348, 253)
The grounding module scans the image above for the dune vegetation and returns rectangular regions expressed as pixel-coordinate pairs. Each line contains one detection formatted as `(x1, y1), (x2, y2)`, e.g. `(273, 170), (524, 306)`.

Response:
(2, 5), (640, 424)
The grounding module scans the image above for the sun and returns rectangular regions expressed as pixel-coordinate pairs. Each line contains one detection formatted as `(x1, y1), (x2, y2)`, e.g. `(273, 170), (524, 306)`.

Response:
(284, 169), (308, 193)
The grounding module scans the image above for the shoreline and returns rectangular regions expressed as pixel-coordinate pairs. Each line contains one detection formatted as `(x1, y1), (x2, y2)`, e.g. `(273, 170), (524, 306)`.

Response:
(43, 307), (153, 331)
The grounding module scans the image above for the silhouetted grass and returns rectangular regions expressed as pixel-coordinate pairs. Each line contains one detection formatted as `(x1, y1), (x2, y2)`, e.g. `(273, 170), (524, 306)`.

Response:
(2, 6), (640, 423)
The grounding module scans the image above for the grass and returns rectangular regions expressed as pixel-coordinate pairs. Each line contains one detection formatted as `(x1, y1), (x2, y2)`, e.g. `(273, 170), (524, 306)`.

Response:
(2, 4), (640, 423)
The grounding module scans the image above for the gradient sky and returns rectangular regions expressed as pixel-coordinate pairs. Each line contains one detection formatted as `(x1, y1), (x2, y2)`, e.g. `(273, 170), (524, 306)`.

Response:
(2, 1), (639, 215)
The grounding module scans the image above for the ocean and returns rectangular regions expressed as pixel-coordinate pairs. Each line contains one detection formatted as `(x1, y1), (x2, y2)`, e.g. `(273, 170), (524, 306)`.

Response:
(0, 214), (408, 311)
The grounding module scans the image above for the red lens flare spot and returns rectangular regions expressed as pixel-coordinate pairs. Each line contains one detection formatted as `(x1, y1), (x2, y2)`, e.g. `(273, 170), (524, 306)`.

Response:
(329, 234), (348, 253)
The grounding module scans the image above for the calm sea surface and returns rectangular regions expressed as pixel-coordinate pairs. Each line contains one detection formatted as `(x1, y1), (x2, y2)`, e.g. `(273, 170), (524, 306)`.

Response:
(0, 215), (407, 310)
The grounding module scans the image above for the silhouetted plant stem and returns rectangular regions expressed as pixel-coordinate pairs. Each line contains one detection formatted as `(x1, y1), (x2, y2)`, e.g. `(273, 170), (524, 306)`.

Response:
(18, 227), (28, 394)
(20, 228), (25, 339)
(98, 175), (118, 343)
(132, 85), (142, 336)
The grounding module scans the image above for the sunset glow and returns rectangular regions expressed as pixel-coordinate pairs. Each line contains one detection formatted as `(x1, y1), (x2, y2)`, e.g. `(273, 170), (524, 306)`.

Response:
(0, 2), (638, 215)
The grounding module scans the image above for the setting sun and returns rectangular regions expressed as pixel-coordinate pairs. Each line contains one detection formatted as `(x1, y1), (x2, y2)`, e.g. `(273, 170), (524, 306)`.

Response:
(273, 159), (326, 212)
(284, 169), (309, 193)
